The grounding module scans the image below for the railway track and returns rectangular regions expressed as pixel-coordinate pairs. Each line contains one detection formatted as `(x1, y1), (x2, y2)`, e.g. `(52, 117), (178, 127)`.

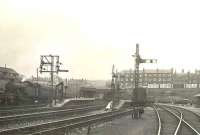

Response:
(0, 109), (132, 135)
(0, 104), (46, 110)
(0, 105), (105, 131)
(154, 104), (200, 135)
(0, 103), (101, 116)
(0, 106), (50, 116)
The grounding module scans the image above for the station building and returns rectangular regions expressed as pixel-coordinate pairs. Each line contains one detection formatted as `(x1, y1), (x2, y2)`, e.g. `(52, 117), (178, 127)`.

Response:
(65, 79), (88, 98)
(79, 87), (111, 100)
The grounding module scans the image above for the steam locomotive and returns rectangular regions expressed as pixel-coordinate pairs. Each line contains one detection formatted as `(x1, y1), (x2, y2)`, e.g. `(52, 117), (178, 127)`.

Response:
(0, 80), (51, 105)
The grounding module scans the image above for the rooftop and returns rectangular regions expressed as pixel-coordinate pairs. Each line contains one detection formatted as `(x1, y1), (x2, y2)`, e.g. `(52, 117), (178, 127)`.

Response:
(120, 69), (172, 74)
(0, 67), (18, 75)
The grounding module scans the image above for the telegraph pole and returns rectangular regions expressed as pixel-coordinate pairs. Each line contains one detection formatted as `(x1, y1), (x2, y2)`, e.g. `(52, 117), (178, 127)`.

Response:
(39, 55), (69, 106)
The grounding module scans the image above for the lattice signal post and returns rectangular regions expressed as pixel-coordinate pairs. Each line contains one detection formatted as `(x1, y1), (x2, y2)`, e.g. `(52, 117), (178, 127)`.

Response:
(39, 55), (68, 106)
(115, 69), (120, 104)
(111, 65), (121, 110)
(132, 44), (157, 118)
(111, 64), (116, 110)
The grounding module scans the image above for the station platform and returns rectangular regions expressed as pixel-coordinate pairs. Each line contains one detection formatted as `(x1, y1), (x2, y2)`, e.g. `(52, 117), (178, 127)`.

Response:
(51, 98), (95, 107)
(114, 100), (131, 109)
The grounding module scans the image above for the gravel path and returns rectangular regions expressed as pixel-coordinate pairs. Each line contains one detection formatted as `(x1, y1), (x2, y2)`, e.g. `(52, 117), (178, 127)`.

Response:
(71, 108), (156, 135)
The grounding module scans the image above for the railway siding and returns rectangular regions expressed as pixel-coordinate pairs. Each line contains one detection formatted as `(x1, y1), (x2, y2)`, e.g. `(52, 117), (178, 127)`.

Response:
(156, 104), (200, 135)
(0, 109), (132, 135)
(0, 105), (105, 131)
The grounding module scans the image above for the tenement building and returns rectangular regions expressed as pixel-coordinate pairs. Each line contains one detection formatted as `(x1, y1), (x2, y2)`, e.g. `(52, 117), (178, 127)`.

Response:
(119, 69), (200, 89)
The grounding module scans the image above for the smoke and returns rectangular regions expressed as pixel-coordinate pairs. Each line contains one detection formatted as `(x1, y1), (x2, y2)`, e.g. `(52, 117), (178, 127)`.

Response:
(21, 77), (27, 82)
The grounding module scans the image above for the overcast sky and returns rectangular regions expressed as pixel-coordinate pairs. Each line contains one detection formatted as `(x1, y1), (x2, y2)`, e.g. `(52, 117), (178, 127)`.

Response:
(0, 0), (200, 80)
